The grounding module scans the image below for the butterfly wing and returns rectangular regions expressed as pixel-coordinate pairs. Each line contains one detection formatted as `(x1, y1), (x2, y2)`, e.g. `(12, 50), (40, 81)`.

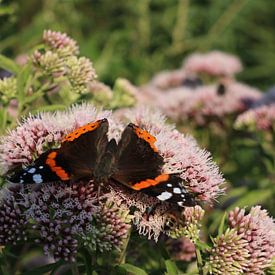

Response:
(112, 123), (196, 206)
(8, 119), (109, 184)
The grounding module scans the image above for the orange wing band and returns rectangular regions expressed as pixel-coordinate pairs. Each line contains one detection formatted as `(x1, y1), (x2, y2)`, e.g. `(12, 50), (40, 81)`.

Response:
(134, 126), (158, 152)
(46, 151), (70, 180)
(132, 173), (169, 190)
(63, 120), (101, 142)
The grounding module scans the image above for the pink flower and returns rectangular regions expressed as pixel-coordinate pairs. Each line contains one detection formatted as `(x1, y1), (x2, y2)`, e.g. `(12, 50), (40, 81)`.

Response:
(166, 236), (196, 261)
(1, 104), (224, 241)
(0, 181), (131, 261)
(228, 206), (275, 274)
(0, 104), (111, 173)
(158, 82), (261, 125)
(183, 51), (243, 77)
(43, 30), (79, 55)
(206, 228), (250, 274)
(235, 103), (275, 131)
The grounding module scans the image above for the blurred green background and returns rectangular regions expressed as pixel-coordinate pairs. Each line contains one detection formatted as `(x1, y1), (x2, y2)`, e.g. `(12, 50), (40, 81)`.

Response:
(1, 0), (275, 88)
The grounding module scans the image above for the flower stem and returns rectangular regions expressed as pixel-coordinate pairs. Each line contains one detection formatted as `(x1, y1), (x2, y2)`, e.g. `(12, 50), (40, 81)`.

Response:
(195, 245), (204, 275)
(117, 226), (132, 264)
(71, 263), (80, 275)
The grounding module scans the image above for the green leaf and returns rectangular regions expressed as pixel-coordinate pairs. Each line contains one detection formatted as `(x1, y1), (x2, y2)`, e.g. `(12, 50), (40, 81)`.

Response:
(17, 64), (31, 102)
(0, 55), (19, 74)
(21, 261), (64, 275)
(228, 189), (272, 210)
(195, 240), (211, 251)
(218, 212), (227, 237)
(119, 263), (148, 275)
(164, 259), (179, 275)
(33, 104), (66, 113)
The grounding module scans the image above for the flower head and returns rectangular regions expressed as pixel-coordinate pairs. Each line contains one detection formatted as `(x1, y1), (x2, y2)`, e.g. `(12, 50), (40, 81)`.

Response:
(0, 77), (17, 105)
(206, 228), (250, 274)
(158, 82), (261, 125)
(235, 103), (275, 131)
(166, 236), (196, 262)
(66, 56), (97, 94)
(183, 51), (243, 77)
(43, 30), (79, 56)
(1, 104), (224, 242)
(228, 206), (275, 274)
(0, 181), (131, 262)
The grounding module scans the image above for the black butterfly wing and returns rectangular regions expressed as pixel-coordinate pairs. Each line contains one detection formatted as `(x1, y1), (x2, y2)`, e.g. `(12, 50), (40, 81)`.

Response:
(112, 123), (164, 186)
(112, 123), (196, 206)
(8, 119), (109, 184)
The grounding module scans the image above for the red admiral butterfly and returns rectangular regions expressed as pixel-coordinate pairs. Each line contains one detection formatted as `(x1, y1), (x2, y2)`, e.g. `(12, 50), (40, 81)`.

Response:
(8, 119), (196, 206)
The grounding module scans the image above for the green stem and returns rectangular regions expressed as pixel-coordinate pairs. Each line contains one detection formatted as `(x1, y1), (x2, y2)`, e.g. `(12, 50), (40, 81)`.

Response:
(71, 263), (80, 275)
(117, 226), (132, 264)
(195, 245), (205, 275)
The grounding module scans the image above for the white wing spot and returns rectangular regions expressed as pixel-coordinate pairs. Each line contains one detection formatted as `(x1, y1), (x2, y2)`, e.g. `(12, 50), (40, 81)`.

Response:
(20, 179), (24, 184)
(33, 174), (43, 184)
(181, 194), (186, 198)
(39, 166), (44, 169)
(157, 191), (172, 201)
(177, 201), (184, 207)
(167, 183), (172, 187)
(28, 167), (36, 173)
(173, 187), (181, 194)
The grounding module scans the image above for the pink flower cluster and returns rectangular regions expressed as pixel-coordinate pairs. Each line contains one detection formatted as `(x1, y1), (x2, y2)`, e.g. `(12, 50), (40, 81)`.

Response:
(228, 206), (275, 274)
(183, 51), (243, 77)
(0, 104), (224, 241)
(235, 103), (275, 131)
(43, 30), (79, 55)
(158, 82), (261, 125)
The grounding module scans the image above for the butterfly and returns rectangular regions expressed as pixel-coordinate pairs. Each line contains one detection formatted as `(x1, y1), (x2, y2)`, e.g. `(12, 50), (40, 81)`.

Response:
(8, 119), (196, 206)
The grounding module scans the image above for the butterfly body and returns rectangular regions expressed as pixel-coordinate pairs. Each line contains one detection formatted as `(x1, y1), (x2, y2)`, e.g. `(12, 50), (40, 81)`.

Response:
(8, 119), (196, 206)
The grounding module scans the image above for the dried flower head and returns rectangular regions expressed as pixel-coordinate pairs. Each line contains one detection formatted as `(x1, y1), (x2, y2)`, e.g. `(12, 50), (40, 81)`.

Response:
(228, 206), (275, 274)
(235, 103), (275, 131)
(183, 51), (243, 77)
(206, 228), (250, 275)
(43, 30), (79, 56)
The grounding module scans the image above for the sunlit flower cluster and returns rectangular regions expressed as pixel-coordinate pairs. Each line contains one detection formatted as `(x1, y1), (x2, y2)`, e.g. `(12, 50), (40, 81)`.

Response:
(183, 51), (243, 78)
(206, 206), (275, 274)
(235, 103), (275, 131)
(0, 104), (224, 250)
(32, 30), (96, 94)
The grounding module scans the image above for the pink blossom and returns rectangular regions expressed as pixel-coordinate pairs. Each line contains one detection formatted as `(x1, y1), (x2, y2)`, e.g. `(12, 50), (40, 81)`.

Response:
(228, 206), (275, 274)
(1, 104), (224, 241)
(183, 51), (243, 77)
(158, 82), (261, 125)
(0, 104), (111, 173)
(235, 103), (275, 131)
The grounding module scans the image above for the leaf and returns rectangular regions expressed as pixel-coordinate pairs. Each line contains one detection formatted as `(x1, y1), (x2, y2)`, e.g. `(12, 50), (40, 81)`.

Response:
(33, 104), (66, 113)
(0, 55), (19, 74)
(228, 189), (272, 210)
(218, 212), (227, 237)
(119, 263), (148, 275)
(164, 259), (179, 275)
(17, 64), (31, 102)
(195, 240), (211, 251)
(21, 261), (64, 275)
